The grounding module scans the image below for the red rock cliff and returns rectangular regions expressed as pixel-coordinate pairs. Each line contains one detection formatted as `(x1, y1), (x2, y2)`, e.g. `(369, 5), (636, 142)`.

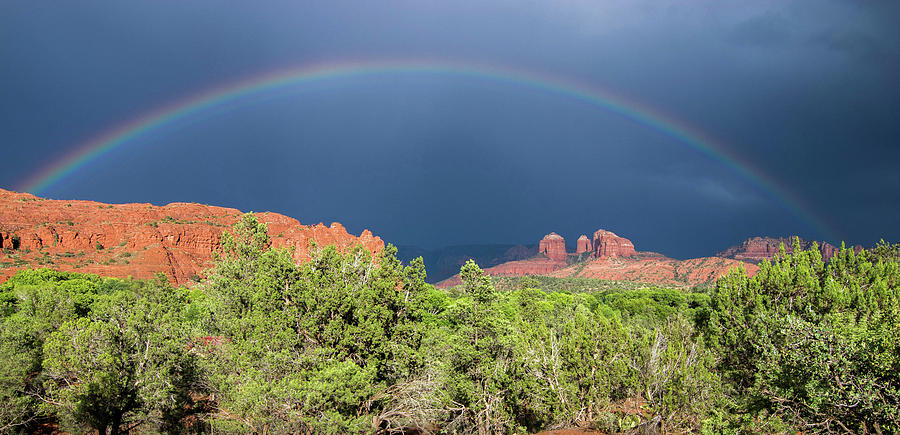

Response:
(0, 189), (383, 284)
(576, 234), (592, 254)
(592, 229), (636, 257)
(538, 232), (567, 261)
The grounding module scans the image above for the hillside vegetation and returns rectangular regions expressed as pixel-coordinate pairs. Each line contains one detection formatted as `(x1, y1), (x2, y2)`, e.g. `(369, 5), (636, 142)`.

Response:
(1, 214), (897, 434)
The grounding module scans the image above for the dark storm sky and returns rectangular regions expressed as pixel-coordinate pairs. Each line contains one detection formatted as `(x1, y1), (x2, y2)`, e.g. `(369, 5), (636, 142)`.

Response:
(1, 1), (898, 258)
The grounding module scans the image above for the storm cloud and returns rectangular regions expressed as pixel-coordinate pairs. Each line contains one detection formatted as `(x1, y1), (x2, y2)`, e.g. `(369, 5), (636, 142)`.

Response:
(1, 0), (897, 258)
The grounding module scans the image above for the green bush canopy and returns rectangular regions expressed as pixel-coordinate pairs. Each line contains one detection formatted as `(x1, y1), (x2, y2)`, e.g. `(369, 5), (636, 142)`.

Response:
(0, 214), (896, 434)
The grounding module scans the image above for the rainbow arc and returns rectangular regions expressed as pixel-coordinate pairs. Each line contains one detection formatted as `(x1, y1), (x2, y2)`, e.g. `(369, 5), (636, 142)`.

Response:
(17, 59), (836, 241)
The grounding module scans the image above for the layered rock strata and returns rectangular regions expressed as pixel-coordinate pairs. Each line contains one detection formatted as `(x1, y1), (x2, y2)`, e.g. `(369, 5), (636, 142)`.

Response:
(0, 189), (383, 284)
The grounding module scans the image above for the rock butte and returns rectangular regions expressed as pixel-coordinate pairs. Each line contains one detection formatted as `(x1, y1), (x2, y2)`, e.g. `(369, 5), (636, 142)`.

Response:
(0, 189), (383, 284)
(538, 232), (567, 262)
(439, 229), (756, 288)
(592, 229), (636, 258)
(576, 235), (592, 255)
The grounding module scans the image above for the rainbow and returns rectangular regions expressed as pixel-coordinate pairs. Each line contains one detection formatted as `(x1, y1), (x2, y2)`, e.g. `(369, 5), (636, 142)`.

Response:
(17, 59), (836, 241)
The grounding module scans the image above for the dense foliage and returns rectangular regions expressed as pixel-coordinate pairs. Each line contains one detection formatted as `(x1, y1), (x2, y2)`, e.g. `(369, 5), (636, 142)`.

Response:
(0, 270), (196, 434)
(0, 215), (896, 434)
(702, 240), (900, 433)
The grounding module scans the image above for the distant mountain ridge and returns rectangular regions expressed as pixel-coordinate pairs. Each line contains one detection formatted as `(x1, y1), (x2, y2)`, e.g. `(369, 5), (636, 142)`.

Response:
(0, 189), (383, 284)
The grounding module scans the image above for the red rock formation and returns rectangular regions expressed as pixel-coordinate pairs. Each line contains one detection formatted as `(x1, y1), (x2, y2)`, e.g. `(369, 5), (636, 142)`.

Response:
(576, 235), (592, 254)
(0, 189), (383, 284)
(592, 229), (636, 258)
(436, 228), (758, 288)
(549, 255), (758, 287)
(539, 232), (567, 261)
(717, 236), (838, 262)
(437, 251), (756, 289)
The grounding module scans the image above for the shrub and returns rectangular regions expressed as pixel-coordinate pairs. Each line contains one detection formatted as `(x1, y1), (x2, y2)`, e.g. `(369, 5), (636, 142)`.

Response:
(702, 240), (900, 433)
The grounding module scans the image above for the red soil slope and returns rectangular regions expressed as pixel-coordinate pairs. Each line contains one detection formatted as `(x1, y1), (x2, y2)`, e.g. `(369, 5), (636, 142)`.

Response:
(0, 189), (383, 284)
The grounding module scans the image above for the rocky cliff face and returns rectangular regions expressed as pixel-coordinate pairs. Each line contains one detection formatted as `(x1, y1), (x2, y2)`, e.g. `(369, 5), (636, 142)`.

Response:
(592, 229), (636, 257)
(717, 236), (838, 262)
(576, 235), (592, 254)
(538, 232), (567, 261)
(0, 189), (383, 284)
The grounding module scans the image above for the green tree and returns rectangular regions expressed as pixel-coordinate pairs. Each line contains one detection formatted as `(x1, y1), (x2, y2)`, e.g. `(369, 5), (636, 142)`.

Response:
(439, 260), (516, 434)
(506, 289), (630, 431)
(199, 213), (434, 433)
(703, 240), (900, 432)
(41, 279), (197, 435)
(0, 270), (105, 432)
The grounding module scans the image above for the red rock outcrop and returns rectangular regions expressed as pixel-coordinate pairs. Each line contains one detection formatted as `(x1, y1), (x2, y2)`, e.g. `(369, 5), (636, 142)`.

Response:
(539, 232), (567, 261)
(0, 189), (383, 284)
(438, 251), (756, 289)
(436, 228), (755, 288)
(717, 236), (838, 262)
(592, 229), (636, 258)
(549, 255), (758, 287)
(576, 235), (592, 254)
